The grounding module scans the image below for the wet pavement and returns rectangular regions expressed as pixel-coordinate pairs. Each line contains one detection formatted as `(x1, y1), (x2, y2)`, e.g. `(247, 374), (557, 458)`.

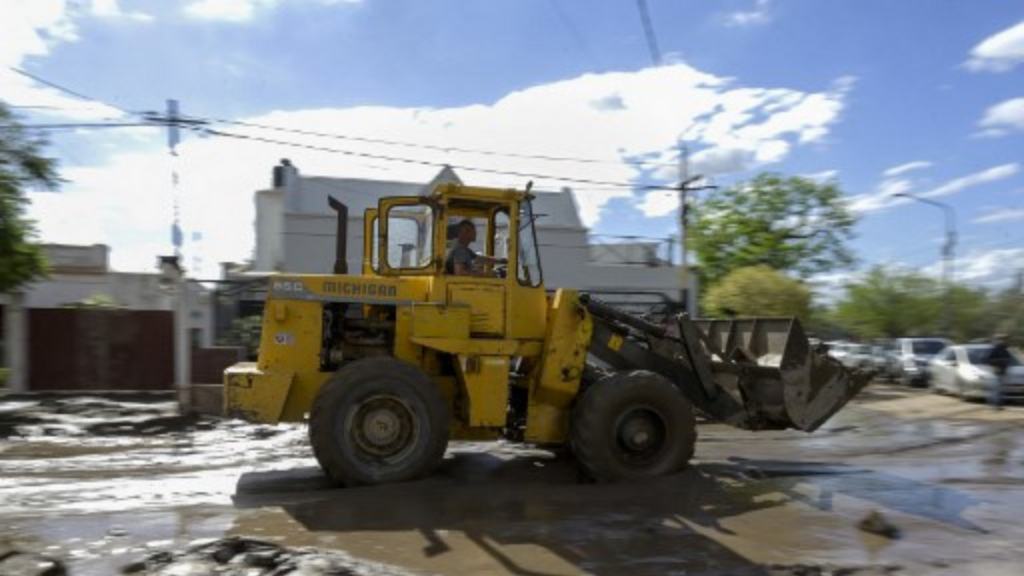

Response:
(1, 384), (1023, 575)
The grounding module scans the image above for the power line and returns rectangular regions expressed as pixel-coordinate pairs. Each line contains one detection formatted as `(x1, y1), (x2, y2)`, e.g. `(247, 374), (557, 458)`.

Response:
(205, 117), (677, 169)
(547, 0), (603, 70)
(9, 69), (686, 189)
(8, 67), (133, 117)
(635, 0), (662, 66)
(9, 68), (684, 172)
(204, 127), (681, 192)
(16, 122), (156, 130)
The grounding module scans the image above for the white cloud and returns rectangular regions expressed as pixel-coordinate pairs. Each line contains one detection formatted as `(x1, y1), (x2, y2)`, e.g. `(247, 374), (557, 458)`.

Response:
(920, 163), (1019, 199)
(976, 97), (1024, 138)
(637, 190), (679, 218)
(848, 163), (1019, 214)
(90, 0), (153, 22)
(973, 208), (1024, 224)
(802, 170), (838, 182)
(184, 0), (265, 22)
(690, 147), (757, 176)
(26, 64), (852, 276)
(954, 247), (1024, 287)
(0, 1), (77, 68)
(0, 1), (128, 120)
(184, 0), (360, 22)
(964, 20), (1024, 73)
(883, 161), (932, 178)
(725, 0), (772, 28)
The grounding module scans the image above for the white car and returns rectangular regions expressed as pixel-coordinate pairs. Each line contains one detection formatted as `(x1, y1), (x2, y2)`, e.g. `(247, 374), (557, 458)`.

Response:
(893, 337), (950, 387)
(928, 345), (1024, 401)
(841, 343), (875, 371)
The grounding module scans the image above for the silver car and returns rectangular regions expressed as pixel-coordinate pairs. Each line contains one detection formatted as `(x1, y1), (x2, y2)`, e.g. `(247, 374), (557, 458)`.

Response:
(928, 344), (1024, 401)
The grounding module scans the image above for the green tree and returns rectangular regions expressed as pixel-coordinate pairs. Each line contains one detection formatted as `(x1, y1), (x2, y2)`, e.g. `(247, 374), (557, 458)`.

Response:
(833, 266), (942, 339)
(988, 283), (1024, 342)
(1, 103), (58, 293)
(689, 173), (857, 286)
(831, 265), (999, 341)
(703, 265), (812, 321)
(948, 284), (996, 342)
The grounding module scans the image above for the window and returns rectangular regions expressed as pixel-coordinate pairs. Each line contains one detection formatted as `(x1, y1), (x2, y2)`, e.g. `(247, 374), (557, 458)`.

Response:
(386, 203), (434, 271)
(492, 210), (510, 261)
(912, 340), (946, 356)
(517, 200), (543, 287)
(369, 215), (379, 272)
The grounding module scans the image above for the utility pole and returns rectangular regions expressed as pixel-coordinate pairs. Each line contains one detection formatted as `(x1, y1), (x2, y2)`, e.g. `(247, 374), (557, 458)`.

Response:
(677, 142), (714, 315)
(165, 99), (191, 412)
(893, 193), (957, 336)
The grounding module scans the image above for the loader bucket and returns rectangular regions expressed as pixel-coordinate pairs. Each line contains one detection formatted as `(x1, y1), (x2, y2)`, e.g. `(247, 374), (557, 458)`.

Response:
(691, 318), (871, 432)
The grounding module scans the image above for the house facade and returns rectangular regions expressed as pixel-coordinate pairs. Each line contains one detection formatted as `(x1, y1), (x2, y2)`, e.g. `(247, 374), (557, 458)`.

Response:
(248, 162), (697, 313)
(1, 244), (214, 392)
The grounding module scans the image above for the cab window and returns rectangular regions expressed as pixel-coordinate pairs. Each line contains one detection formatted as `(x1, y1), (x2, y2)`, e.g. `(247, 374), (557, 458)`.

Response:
(444, 204), (510, 277)
(385, 203), (434, 271)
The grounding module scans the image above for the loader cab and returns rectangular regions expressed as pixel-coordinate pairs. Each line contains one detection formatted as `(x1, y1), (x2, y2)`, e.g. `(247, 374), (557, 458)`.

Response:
(367, 184), (548, 340)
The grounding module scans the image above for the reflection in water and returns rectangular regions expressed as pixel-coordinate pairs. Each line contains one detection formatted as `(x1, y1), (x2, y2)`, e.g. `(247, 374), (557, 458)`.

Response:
(231, 450), (984, 575)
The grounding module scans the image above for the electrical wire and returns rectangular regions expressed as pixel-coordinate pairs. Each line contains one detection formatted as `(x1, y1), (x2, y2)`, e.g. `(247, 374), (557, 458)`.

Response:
(8, 69), (689, 191)
(204, 127), (681, 192)
(9, 67), (133, 117)
(15, 122), (157, 130)
(206, 117), (677, 169)
(635, 0), (662, 66)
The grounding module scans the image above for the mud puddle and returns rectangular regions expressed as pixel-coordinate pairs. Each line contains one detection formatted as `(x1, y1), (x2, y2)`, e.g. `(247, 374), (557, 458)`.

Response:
(2, 390), (1024, 575)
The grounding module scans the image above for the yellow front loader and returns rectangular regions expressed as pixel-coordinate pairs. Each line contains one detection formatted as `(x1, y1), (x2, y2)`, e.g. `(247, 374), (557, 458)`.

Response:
(225, 183), (869, 486)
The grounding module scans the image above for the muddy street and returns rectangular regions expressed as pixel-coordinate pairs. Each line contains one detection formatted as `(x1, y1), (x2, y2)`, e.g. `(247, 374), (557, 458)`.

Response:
(2, 384), (1023, 575)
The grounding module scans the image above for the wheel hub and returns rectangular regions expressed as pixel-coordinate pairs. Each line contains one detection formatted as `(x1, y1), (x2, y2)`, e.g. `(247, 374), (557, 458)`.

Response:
(362, 408), (401, 447)
(615, 407), (666, 463)
(349, 396), (414, 459)
(620, 417), (655, 450)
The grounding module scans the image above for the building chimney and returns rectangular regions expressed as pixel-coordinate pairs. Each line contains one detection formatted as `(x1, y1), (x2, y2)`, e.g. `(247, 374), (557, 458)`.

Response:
(272, 158), (297, 188)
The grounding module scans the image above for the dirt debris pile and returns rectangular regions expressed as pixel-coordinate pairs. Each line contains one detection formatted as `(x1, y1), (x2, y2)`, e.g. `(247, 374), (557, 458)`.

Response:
(0, 548), (67, 576)
(0, 396), (217, 438)
(120, 536), (414, 576)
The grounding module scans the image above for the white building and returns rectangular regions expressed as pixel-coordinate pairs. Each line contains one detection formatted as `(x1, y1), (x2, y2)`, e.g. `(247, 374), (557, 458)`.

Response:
(251, 161), (697, 311)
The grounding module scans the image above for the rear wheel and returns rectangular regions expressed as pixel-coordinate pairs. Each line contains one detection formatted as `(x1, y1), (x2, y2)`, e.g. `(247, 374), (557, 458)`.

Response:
(571, 370), (696, 482)
(309, 357), (449, 486)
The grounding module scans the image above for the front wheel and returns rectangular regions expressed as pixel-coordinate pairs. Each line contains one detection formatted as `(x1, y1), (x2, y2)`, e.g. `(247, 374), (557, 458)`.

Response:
(571, 370), (697, 482)
(309, 357), (449, 486)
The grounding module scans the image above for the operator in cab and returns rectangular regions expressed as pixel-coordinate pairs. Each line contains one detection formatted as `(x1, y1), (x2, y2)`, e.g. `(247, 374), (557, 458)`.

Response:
(446, 219), (506, 276)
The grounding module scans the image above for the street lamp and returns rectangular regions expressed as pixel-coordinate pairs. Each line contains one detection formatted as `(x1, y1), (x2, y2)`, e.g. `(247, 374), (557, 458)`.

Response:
(892, 193), (958, 336)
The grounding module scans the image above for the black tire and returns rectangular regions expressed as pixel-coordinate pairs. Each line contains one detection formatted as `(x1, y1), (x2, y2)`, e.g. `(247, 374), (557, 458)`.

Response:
(309, 357), (449, 486)
(571, 370), (697, 482)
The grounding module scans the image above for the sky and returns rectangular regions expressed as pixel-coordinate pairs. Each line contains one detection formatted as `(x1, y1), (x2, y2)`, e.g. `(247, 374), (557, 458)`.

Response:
(2, 0), (1023, 293)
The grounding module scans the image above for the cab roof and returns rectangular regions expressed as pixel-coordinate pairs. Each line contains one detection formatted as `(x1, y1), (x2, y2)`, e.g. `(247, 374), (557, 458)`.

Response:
(430, 182), (532, 204)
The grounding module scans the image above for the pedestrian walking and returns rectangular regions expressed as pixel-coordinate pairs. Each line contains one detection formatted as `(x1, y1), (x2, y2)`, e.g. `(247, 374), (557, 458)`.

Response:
(987, 334), (1012, 410)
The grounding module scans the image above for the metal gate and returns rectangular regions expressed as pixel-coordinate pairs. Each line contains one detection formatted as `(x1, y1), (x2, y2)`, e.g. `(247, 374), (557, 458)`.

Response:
(28, 308), (174, 391)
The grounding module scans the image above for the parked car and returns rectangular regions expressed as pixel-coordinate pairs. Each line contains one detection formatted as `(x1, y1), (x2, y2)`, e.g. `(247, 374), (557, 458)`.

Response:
(869, 345), (900, 380)
(825, 341), (852, 364)
(928, 344), (1024, 401)
(840, 343), (874, 371)
(892, 337), (950, 387)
